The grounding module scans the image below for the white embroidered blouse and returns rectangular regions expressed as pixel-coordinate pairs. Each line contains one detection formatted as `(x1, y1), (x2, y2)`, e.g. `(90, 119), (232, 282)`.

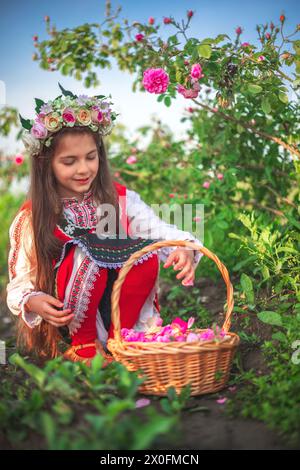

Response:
(6, 188), (203, 344)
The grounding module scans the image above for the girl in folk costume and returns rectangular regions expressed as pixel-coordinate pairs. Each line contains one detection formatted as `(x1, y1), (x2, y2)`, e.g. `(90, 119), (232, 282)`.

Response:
(6, 84), (203, 366)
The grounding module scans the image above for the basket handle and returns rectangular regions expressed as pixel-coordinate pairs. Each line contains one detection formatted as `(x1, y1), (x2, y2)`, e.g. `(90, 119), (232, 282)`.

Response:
(111, 240), (234, 342)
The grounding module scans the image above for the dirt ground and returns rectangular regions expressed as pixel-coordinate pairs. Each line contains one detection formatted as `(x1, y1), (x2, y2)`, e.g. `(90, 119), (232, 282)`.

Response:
(0, 277), (297, 450)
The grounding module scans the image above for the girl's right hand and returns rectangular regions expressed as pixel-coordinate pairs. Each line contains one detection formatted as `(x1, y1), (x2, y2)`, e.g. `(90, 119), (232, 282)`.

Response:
(25, 293), (74, 327)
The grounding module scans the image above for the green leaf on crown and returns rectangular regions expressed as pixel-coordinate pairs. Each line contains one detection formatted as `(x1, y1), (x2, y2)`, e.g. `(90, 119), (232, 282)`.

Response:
(58, 82), (77, 99)
(19, 114), (32, 130)
(35, 98), (46, 114)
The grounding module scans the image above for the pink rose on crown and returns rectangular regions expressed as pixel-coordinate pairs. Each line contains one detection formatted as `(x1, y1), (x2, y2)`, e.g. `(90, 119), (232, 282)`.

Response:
(62, 107), (76, 124)
(91, 106), (104, 124)
(30, 122), (48, 139)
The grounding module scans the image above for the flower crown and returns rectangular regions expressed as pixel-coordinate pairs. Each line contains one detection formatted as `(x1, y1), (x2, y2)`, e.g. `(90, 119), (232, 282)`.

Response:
(19, 83), (119, 157)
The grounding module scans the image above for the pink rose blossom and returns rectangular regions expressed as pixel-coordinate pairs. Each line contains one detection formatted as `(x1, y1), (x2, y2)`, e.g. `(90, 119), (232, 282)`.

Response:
(177, 84), (199, 99)
(217, 397), (227, 404)
(157, 335), (171, 342)
(235, 27), (242, 35)
(169, 193), (175, 198)
(183, 280), (194, 286)
(91, 106), (104, 123)
(135, 398), (151, 408)
(31, 122), (48, 139)
(15, 154), (24, 165)
(135, 33), (144, 42)
(163, 17), (172, 24)
(241, 42), (250, 47)
(186, 332), (199, 342)
(62, 107), (76, 123)
(142, 68), (170, 94)
(190, 63), (204, 80)
(124, 331), (146, 341)
(216, 173), (224, 180)
(190, 79), (201, 92)
(202, 181), (210, 189)
(126, 155), (137, 164)
(148, 17), (155, 25)
(121, 316), (226, 343)
(258, 55), (265, 61)
(175, 335), (186, 342)
(199, 329), (215, 341)
(187, 10), (194, 18)
(193, 216), (201, 222)
(172, 317), (189, 334)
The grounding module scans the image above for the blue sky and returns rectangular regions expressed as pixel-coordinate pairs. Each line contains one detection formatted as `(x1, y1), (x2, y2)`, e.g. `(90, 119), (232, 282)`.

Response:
(0, 0), (299, 154)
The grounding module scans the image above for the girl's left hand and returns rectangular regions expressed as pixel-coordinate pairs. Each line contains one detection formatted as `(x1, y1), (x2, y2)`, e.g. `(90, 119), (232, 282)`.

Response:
(163, 248), (195, 286)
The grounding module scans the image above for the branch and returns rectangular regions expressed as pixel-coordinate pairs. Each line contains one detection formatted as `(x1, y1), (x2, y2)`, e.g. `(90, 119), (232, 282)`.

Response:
(191, 99), (300, 159)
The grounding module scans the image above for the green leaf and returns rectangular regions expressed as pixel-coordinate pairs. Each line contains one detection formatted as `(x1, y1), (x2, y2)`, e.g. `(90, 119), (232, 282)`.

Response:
(216, 220), (229, 229)
(157, 94), (165, 102)
(34, 98), (45, 114)
(19, 114), (32, 130)
(240, 273), (254, 304)
(247, 84), (263, 94)
(40, 412), (57, 450)
(197, 44), (212, 59)
(278, 92), (289, 104)
(232, 255), (257, 272)
(261, 97), (271, 114)
(257, 311), (282, 326)
(90, 353), (104, 373)
(214, 34), (230, 44)
(285, 213), (300, 230)
(164, 96), (171, 107)
(272, 332), (287, 343)
(9, 353), (46, 388)
(58, 82), (77, 98)
(293, 78), (300, 89)
(228, 232), (241, 240)
(261, 265), (270, 281)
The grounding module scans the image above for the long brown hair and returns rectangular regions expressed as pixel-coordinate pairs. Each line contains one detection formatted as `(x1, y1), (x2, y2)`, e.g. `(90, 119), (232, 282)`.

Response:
(16, 126), (119, 360)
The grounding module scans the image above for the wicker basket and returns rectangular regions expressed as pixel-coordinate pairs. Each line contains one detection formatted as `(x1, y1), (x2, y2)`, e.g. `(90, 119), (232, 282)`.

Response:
(107, 240), (240, 396)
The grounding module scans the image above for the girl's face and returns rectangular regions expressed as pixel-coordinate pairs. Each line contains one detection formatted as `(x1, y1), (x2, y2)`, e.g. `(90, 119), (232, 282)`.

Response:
(52, 133), (99, 201)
